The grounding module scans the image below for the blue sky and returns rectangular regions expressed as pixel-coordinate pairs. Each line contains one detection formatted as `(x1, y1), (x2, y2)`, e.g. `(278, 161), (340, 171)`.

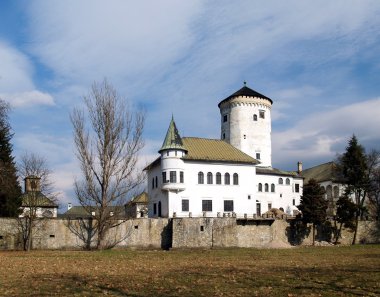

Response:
(1, 0), (380, 208)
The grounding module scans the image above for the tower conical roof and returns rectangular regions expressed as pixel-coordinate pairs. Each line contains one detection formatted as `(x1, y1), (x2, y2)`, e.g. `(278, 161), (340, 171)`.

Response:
(218, 84), (273, 107)
(159, 117), (187, 153)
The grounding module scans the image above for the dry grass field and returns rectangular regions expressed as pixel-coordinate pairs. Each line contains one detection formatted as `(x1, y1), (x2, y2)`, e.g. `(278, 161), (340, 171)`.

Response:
(0, 245), (379, 297)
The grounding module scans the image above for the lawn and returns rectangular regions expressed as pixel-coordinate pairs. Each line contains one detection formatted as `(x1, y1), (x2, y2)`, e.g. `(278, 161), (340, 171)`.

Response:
(0, 245), (379, 297)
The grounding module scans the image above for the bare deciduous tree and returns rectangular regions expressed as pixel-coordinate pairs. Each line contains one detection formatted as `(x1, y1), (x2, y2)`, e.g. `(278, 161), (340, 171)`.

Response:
(17, 152), (58, 251)
(70, 79), (145, 249)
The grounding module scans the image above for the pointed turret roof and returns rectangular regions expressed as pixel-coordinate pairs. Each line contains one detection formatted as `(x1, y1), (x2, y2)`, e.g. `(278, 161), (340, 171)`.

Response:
(218, 83), (273, 107)
(159, 117), (187, 153)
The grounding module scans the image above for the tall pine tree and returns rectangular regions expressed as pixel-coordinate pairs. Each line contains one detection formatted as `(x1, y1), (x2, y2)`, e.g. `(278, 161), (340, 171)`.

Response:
(0, 100), (22, 217)
(337, 135), (370, 244)
(298, 179), (328, 245)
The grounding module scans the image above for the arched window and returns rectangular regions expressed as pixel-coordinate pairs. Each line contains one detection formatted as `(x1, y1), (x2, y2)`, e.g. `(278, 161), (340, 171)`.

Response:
(326, 185), (332, 201)
(225, 173), (230, 185)
(207, 172), (213, 184)
(216, 172), (221, 185)
(279, 178), (283, 185)
(333, 186), (339, 198)
(258, 183), (262, 192)
(286, 178), (290, 185)
(271, 183), (275, 192)
(265, 183), (269, 192)
(198, 172), (204, 184)
(233, 173), (238, 185)
(253, 114), (257, 121)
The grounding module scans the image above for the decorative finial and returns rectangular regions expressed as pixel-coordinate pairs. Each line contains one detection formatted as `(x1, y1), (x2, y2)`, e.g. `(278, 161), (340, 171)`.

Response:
(244, 81), (247, 86)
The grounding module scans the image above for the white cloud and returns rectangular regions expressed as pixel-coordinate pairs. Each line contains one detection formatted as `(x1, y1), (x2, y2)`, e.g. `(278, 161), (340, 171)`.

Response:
(0, 41), (55, 107)
(272, 98), (380, 168)
(0, 90), (54, 107)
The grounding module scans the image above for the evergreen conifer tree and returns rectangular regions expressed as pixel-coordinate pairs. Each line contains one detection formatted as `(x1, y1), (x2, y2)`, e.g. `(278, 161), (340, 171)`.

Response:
(0, 100), (22, 217)
(338, 135), (370, 244)
(298, 179), (327, 245)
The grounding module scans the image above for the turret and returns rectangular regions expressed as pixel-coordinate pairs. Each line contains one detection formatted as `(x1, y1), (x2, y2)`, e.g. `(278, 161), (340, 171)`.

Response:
(159, 117), (187, 192)
(218, 82), (273, 167)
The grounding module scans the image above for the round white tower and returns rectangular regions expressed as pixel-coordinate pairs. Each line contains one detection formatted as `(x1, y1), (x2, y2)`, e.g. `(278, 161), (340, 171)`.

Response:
(159, 116), (187, 192)
(218, 83), (273, 167)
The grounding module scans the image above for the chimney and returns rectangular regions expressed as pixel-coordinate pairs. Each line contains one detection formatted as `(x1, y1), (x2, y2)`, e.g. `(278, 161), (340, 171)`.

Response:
(297, 161), (303, 174)
(67, 203), (72, 211)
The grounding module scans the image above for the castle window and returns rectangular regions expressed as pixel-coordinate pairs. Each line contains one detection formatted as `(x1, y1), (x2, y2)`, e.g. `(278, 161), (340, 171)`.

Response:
(295, 184), (300, 193)
(293, 199), (296, 206)
(265, 183), (269, 192)
(216, 172), (221, 185)
(279, 178), (283, 185)
(224, 173), (230, 185)
(153, 203), (157, 215)
(167, 151), (169, 156)
(248, 195), (251, 200)
(222, 133), (225, 139)
(243, 135), (246, 139)
(258, 183), (262, 192)
(233, 173), (238, 185)
(268, 203), (272, 210)
(198, 172), (204, 184)
(202, 200), (212, 212)
(180, 171), (184, 183)
(253, 114), (257, 121)
(256, 153), (261, 160)
(224, 200), (234, 212)
(271, 183), (275, 192)
(259, 110), (265, 119)
(182, 199), (189, 212)
(152, 178), (154, 189)
(170, 171), (177, 183)
(207, 172), (213, 184)
(223, 114), (228, 122)
(162, 172), (168, 184)
(286, 178), (290, 185)
(155, 176), (158, 188)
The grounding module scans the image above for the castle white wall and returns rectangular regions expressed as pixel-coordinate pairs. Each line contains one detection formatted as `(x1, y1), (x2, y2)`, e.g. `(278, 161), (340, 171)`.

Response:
(148, 160), (258, 218)
(256, 174), (303, 215)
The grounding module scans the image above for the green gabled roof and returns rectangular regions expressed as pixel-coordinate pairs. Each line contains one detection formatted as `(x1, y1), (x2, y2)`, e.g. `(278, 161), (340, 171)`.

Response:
(182, 137), (258, 164)
(302, 161), (344, 184)
(21, 192), (58, 208)
(159, 117), (187, 153)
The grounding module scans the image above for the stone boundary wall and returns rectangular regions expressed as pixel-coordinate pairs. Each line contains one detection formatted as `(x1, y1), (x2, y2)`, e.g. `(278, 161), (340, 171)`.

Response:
(0, 217), (379, 250)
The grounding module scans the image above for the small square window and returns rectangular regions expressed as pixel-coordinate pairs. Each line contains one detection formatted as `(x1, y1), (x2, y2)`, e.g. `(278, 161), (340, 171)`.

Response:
(202, 200), (212, 212)
(200, 226), (204, 231)
(134, 225), (139, 229)
(224, 200), (234, 212)
(182, 199), (189, 212)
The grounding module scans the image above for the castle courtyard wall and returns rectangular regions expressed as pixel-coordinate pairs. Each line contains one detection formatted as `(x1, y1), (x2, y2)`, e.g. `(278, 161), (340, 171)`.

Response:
(0, 217), (379, 250)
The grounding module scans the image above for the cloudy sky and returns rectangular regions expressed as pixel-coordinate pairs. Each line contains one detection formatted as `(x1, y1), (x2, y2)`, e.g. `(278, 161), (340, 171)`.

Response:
(1, 1), (380, 208)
